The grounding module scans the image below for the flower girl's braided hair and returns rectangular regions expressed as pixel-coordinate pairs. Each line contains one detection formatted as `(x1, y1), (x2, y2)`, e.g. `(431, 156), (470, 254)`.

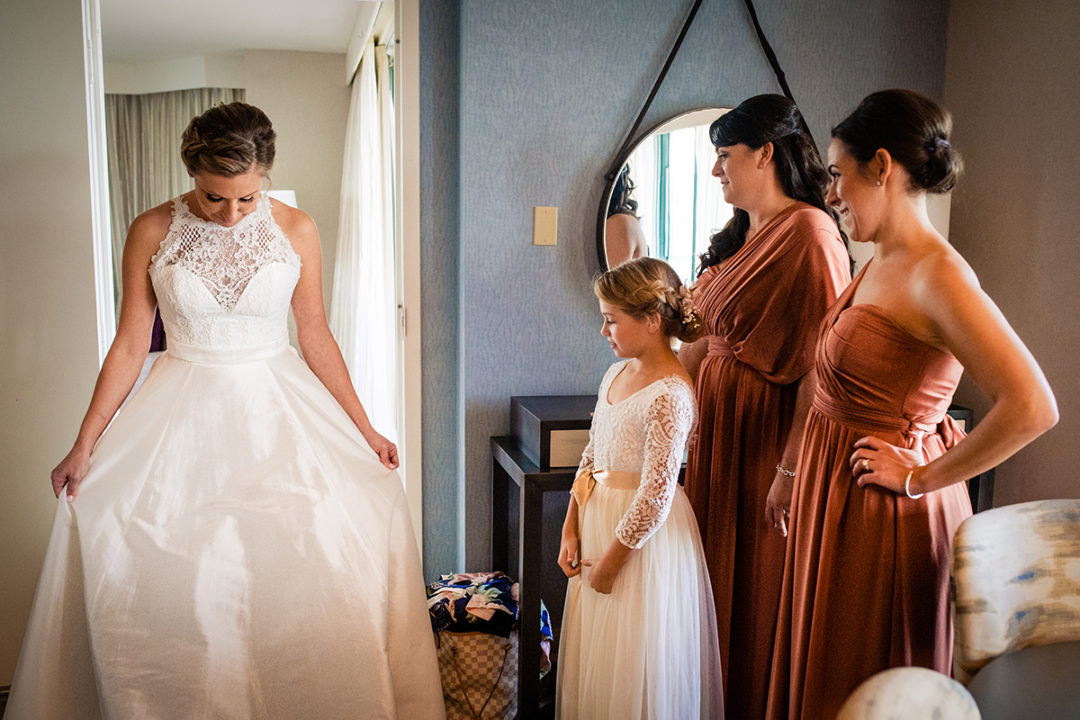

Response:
(594, 257), (704, 344)
(180, 102), (276, 177)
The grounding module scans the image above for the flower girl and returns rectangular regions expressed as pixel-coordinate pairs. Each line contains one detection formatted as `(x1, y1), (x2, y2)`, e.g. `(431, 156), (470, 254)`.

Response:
(556, 257), (724, 719)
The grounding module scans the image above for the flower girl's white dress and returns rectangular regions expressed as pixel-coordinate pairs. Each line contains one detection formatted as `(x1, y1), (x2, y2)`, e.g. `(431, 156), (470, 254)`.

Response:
(556, 361), (724, 719)
(6, 195), (445, 720)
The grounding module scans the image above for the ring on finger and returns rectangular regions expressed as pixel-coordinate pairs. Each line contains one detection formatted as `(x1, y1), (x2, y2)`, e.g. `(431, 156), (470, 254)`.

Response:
(862, 458), (870, 472)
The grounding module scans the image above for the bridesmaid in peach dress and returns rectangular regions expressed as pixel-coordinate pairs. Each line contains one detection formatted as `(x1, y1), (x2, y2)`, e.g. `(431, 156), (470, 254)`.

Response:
(679, 95), (850, 720)
(766, 89), (1058, 719)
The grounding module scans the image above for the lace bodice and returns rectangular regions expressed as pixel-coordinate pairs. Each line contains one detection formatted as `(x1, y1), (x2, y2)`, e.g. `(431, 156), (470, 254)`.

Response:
(148, 194), (302, 353)
(579, 362), (696, 549)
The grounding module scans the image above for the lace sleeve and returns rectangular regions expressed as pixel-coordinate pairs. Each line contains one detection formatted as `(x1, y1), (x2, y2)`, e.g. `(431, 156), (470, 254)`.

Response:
(615, 381), (694, 549)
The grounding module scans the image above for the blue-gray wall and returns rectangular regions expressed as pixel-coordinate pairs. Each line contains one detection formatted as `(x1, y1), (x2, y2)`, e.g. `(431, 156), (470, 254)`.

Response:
(419, 1), (463, 578)
(420, 0), (949, 575)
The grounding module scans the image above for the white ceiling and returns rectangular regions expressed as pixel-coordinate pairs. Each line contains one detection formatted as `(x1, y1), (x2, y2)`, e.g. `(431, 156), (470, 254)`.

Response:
(101, 0), (375, 61)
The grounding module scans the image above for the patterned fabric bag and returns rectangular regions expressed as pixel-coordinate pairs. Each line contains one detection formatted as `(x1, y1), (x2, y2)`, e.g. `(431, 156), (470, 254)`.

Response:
(435, 630), (518, 720)
(426, 572), (553, 718)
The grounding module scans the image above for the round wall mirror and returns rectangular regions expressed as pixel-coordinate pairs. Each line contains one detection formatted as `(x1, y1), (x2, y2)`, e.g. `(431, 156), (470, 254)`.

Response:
(597, 107), (734, 281)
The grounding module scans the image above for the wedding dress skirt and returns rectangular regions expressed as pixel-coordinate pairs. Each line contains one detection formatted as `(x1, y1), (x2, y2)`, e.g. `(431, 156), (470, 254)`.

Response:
(5, 195), (444, 719)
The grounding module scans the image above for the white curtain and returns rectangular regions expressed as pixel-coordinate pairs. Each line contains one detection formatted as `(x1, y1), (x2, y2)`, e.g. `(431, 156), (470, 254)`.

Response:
(105, 88), (244, 308)
(692, 122), (734, 272)
(627, 136), (657, 250)
(625, 125), (733, 282)
(330, 43), (398, 441)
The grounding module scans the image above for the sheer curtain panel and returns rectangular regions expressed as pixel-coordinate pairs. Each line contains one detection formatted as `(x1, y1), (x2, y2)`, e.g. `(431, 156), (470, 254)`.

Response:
(330, 43), (398, 441)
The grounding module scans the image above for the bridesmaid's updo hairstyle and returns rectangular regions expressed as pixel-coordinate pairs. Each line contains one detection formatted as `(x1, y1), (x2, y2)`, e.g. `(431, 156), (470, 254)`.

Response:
(595, 257), (704, 344)
(699, 94), (834, 271)
(831, 89), (962, 194)
(181, 102), (276, 177)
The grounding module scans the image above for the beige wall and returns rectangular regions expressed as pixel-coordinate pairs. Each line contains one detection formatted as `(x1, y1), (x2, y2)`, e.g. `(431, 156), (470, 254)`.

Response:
(945, 0), (1080, 504)
(244, 50), (350, 313)
(104, 52), (246, 94)
(0, 0), (103, 684)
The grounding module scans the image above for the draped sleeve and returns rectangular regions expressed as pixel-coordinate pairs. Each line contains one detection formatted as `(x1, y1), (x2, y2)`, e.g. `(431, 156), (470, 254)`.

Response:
(692, 265), (720, 295)
(698, 206), (850, 385)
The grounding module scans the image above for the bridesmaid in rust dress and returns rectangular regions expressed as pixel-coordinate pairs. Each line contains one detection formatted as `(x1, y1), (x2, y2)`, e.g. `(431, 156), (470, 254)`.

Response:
(679, 95), (850, 719)
(766, 89), (1058, 719)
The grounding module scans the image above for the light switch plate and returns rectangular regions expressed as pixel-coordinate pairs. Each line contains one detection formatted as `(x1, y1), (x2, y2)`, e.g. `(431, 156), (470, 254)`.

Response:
(533, 206), (558, 246)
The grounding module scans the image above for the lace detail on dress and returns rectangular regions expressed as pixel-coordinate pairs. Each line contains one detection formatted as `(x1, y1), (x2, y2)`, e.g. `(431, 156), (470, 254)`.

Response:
(151, 194), (301, 311)
(576, 427), (596, 479)
(614, 380), (694, 548)
(585, 362), (696, 549)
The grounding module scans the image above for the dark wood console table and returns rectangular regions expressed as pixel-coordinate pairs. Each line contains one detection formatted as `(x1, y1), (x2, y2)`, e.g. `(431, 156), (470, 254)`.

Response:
(491, 436), (575, 719)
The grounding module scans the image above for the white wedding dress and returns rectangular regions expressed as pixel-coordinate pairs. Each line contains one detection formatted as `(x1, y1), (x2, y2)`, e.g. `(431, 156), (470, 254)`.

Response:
(5, 195), (445, 720)
(556, 362), (724, 719)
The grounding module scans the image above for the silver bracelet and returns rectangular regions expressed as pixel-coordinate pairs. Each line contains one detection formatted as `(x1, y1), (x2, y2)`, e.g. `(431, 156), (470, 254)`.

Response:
(904, 467), (925, 499)
(776, 464), (796, 477)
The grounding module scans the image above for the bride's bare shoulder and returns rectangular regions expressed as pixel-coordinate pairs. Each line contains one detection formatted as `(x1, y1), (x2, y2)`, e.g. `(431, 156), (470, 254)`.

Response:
(269, 199), (317, 241)
(125, 201), (176, 253)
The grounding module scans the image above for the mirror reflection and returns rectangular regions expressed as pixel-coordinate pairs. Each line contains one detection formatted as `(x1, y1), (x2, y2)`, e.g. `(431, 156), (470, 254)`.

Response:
(601, 107), (733, 280)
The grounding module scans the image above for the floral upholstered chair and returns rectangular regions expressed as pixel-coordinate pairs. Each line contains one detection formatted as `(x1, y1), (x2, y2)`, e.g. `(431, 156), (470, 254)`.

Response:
(950, 498), (1080, 684)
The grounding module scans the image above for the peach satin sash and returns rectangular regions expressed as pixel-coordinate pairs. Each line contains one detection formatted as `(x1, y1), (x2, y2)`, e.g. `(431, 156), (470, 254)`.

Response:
(571, 468), (641, 511)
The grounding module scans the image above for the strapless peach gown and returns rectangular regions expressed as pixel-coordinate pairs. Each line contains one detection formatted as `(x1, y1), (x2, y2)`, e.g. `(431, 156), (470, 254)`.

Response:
(767, 262), (973, 720)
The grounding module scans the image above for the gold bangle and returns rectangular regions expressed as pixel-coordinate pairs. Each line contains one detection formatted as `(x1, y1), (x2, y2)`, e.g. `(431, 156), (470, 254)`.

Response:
(904, 466), (925, 499)
(776, 464), (796, 477)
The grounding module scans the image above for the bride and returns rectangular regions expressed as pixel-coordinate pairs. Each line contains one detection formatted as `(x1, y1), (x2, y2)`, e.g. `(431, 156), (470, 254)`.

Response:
(5, 102), (444, 719)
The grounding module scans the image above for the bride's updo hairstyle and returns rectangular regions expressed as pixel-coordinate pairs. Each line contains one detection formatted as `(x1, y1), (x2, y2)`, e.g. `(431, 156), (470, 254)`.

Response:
(180, 102), (276, 177)
(832, 89), (962, 194)
(594, 257), (704, 344)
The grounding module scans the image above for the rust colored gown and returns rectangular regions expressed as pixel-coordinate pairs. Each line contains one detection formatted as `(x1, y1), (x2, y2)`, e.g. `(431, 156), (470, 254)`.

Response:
(766, 262), (974, 719)
(684, 203), (850, 719)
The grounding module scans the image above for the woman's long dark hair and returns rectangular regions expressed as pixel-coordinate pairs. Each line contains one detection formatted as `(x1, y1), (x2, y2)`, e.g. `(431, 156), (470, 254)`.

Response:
(607, 164), (639, 218)
(698, 94), (835, 273)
